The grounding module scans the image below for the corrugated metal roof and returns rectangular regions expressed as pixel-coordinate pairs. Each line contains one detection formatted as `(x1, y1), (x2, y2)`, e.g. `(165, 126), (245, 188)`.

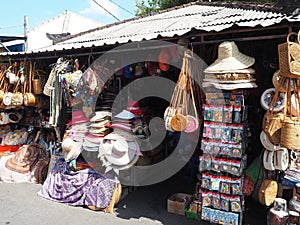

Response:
(22, 2), (300, 53)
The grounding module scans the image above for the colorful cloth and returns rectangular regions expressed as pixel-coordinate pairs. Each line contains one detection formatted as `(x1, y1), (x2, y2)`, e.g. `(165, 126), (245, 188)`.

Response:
(38, 157), (117, 209)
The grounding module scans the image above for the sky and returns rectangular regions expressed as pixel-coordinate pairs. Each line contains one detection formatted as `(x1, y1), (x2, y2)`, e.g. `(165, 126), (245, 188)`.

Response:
(0, 0), (137, 36)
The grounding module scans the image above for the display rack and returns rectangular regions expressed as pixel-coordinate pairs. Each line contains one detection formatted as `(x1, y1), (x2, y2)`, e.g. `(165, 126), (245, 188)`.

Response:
(195, 88), (249, 225)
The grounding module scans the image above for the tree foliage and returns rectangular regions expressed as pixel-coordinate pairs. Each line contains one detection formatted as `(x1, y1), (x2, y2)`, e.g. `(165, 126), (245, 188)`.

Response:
(135, 0), (277, 16)
(135, 0), (161, 16)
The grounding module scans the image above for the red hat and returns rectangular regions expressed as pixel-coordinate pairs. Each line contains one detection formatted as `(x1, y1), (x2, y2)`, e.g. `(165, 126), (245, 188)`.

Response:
(66, 110), (90, 127)
(126, 101), (143, 116)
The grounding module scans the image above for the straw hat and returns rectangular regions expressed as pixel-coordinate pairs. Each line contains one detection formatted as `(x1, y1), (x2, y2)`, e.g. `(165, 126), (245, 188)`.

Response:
(102, 133), (139, 166)
(62, 137), (82, 162)
(204, 41), (255, 73)
(90, 111), (112, 122)
(202, 81), (257, 90)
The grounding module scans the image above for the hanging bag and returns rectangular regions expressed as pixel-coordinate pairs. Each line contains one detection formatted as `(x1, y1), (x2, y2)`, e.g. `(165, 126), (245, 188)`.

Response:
(24, 62), (36, 107)
(3, 81), (13, 106)
(280, 78), (300, 149)
(278, 32), (300, 78)
(170, 58), (188, 132)
(0, 71), (6, 102)
(262, 78), (286, 145)
(32, 70), (43, 94)
(11, 76), (23, 106)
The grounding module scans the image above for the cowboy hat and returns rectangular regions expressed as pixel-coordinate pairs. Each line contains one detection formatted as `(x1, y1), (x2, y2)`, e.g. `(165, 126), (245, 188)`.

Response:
(204, 41), (255, 73)
(62, 137), (82, 162)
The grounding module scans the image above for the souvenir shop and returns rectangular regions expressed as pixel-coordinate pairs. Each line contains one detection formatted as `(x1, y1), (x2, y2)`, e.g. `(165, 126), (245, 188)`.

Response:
(0, 29), (300, 225)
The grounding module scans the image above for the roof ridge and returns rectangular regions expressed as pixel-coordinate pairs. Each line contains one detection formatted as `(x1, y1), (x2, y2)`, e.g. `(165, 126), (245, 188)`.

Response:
(54, 1), (290, 44)
(54, 1), (204, 43)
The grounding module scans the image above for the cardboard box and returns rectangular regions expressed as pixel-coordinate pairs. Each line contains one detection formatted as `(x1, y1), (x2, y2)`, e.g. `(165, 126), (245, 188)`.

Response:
(167, 193), (192, 216)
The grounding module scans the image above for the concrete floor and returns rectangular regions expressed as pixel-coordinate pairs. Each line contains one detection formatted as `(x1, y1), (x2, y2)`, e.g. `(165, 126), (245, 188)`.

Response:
(0, 166), (267, 225)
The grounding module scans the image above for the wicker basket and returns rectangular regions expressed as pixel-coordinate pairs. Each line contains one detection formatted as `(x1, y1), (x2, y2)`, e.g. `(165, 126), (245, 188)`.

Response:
(280, 117), (300, 149)
(258, 179), (278, 206)
(278, 32), (300, 78)
(262, 112), (283, 138)
(269, 129), (281, 145)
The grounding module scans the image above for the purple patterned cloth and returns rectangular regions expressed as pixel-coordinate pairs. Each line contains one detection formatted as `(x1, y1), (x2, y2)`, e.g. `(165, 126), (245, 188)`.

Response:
(38, 157), (117, 209)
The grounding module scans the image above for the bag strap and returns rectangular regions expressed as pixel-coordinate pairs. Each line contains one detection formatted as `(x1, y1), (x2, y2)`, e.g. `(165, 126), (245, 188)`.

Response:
(28, 61), (33, 93)
(13, 74), (22, 93)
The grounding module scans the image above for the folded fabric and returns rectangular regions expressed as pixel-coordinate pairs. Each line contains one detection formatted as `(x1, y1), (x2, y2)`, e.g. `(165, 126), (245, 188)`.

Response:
(38, 157), (118, 209)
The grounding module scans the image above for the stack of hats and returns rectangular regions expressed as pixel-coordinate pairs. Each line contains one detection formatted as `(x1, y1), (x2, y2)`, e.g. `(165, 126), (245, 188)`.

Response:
(82, 111), (112, 153)
(88, 111), (112, 137)
(203, 41), (257, 90)
(111, 109), (136, 132)
(98, 129), (141, 173)
(65, 110), (90, 143)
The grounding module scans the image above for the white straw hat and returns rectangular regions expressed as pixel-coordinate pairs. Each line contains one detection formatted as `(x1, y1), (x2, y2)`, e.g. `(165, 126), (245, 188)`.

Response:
(204, 41), (255, 73)
(62, 137), (82, 162)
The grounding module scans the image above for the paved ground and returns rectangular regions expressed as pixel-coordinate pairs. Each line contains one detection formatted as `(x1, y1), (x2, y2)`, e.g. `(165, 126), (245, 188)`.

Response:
(0, 167), (267, 225)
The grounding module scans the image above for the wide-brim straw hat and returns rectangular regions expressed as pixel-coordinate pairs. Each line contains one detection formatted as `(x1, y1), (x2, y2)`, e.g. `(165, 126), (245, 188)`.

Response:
(204, 41), (255, 73)
(90, 111), (112, 123)
(202, 81), (257, 90)
(62, 137), (82, 162)
(102, 133), (139, 166)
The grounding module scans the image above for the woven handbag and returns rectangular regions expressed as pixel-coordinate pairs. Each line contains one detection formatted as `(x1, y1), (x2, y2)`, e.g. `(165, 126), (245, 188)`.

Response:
(279, 77), (300, 149)
(32, 71), (43, 95)
(11, 80), (24, 106)
(24, 62), (36, 107)
(0, 71), (6, 102)
(258, 178), (278, 206)
(278, 32), (300, 78)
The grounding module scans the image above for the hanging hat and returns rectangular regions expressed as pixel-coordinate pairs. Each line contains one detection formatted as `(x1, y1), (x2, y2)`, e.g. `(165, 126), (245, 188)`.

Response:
(66, 110), (90, 127)
(145, 61), (159, 76)
(123, 65), (134, 79)
(204, 41), (255, 73)
(126, 100), (143, 116)
(62, 137), (82, 162)
(158, 49), (170, 72)
(134, 63), (145, 77)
